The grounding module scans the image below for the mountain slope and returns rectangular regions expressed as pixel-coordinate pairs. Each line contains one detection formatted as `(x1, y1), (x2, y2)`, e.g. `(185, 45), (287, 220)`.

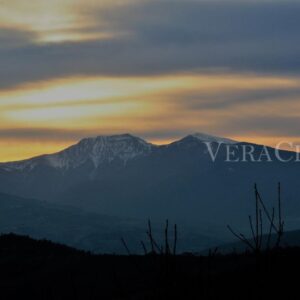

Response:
(0, 133), (299, 241)
(0, 192), (220, 253)
(0, 133), (155, 171)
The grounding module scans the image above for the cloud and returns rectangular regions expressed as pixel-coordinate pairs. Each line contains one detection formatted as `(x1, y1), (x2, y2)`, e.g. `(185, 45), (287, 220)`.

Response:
(0, 27), (37, 49)
(0, 128), (89, 141)
(0, 1), (300, 89)
(223, 115), (300, 137)
(1, 0), (300, 161)
(175, 87), (300, 110)
(1, 72), (299, 147)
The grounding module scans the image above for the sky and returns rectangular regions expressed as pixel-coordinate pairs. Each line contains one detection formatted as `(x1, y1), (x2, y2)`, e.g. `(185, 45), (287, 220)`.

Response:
(0, 0), (300, 161)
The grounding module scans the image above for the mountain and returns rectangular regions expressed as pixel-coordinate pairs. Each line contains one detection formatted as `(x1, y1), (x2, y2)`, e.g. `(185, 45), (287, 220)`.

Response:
(0, 133), (300, 244)
(0, 192), (221, 253)
(0, 191), (141, 253)
(207, 229), (300, 254)
(0, 133), (155, 171)
(187, 132), (237, 144)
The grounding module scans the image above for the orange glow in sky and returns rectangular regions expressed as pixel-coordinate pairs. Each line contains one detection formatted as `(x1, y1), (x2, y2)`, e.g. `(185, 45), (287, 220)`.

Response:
(1, 0), (300, 161)
(0, 73), (300, 161)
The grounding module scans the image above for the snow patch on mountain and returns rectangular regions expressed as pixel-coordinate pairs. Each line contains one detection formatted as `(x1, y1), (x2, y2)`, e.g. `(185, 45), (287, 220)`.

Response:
(0, 159), (39, 172)
(190, 133), (237, 144)
(0, 134), (156, 172)
(46, 134), (156, 169)
(0, 133), (238, 172)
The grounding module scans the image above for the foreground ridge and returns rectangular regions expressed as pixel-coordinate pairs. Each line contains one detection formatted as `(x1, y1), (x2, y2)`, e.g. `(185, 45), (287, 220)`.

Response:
(0, 233), (298, 299)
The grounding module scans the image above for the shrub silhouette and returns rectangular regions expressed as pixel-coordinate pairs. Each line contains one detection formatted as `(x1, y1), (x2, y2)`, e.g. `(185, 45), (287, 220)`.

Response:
(227, 182), (284, 253)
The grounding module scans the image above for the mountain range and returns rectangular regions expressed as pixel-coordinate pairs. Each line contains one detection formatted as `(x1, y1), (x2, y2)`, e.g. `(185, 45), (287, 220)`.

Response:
(0, 133), (300, 252)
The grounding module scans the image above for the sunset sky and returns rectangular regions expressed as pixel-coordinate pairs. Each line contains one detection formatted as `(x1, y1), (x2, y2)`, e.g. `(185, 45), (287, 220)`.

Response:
(0, 0), (300, 161)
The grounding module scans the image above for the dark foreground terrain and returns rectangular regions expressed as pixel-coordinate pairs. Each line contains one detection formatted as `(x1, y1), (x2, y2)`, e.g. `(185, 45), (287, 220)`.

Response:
(0, 234), (298, 300)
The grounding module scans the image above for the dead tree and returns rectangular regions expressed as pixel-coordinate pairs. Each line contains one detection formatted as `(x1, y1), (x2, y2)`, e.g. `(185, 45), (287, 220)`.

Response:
(227, 183), (284, 253)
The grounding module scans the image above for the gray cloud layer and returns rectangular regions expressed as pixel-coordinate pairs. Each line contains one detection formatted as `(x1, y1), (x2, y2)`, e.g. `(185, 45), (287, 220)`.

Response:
(177, 87), (300, 110)
(1, 1), (300, 89)
(222, 115), (300, 137)
(0, 27), (37, 50)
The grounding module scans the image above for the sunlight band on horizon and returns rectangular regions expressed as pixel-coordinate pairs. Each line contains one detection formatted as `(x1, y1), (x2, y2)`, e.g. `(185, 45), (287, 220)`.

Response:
(0, 72), (300, 161)
(1, 0), (300, 161)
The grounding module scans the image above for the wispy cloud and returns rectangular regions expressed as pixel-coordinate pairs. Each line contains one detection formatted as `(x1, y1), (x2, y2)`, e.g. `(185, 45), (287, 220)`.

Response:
(0, 0), (300, 160)
(1, 1), (300, 90)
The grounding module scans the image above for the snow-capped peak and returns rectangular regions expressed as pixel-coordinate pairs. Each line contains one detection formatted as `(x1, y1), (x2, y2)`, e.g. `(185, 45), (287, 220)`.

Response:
(45, 133), (156, 169)
(189, 133), (237, 144)
(0, 134), (156, 172)
(0, 133), (238, 173)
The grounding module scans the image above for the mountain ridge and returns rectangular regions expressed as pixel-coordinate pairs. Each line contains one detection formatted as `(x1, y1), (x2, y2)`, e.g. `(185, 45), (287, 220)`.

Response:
(0, 133), (156, 171)
(0, 132), (237, 171)
(0, 132), (299, 241)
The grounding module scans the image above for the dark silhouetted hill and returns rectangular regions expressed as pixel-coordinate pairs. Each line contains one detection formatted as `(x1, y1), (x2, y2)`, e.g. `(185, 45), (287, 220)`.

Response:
(0, 192), (222, 253)
(0, 233), (299, 299)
